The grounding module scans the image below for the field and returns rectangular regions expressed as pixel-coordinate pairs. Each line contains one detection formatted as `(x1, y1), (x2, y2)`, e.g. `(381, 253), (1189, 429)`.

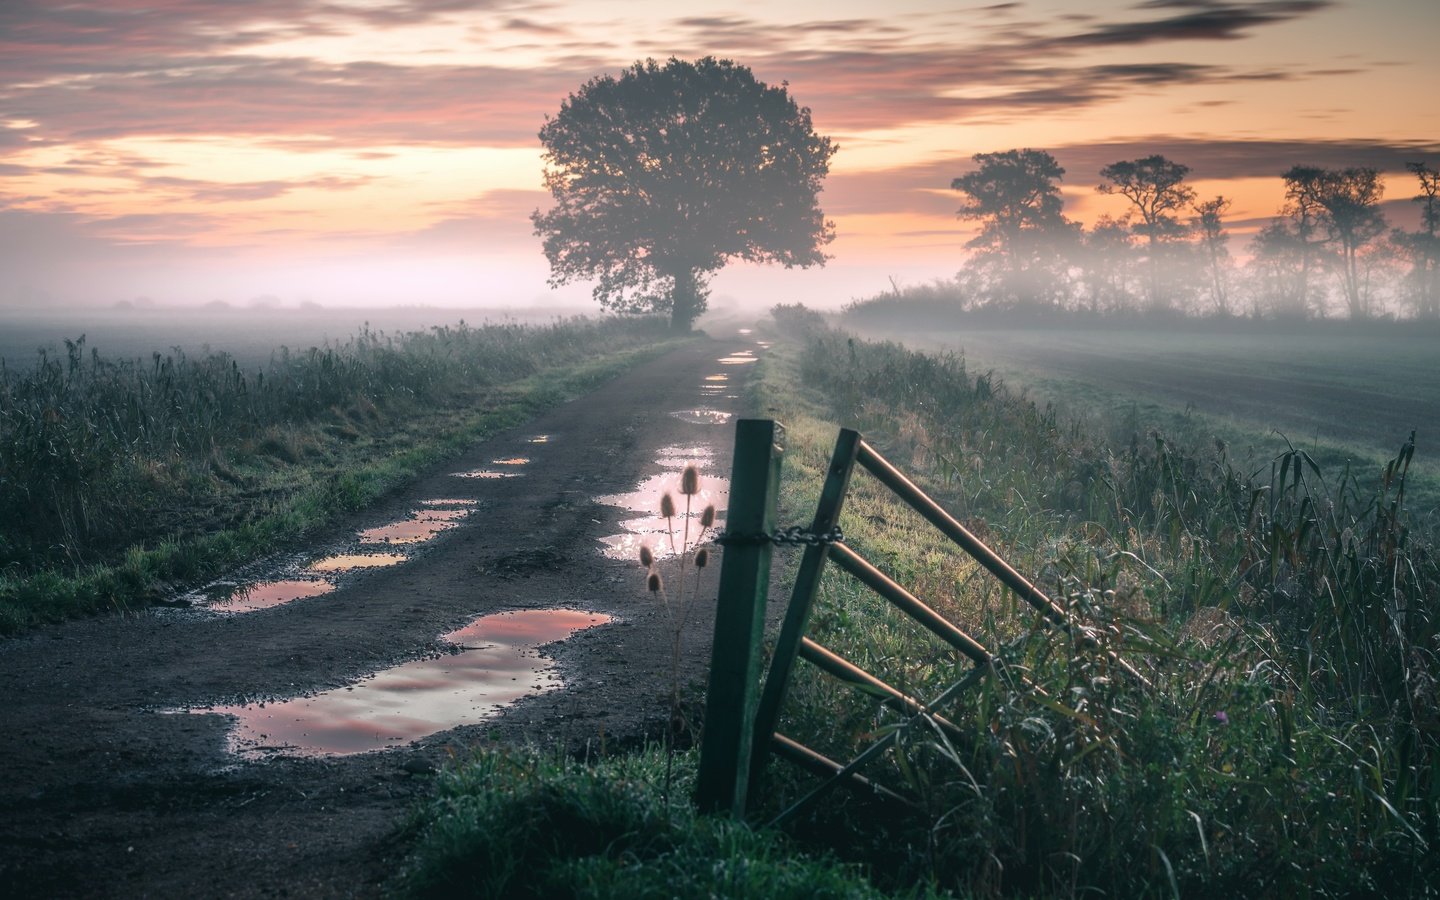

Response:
(845, 319), (1440, 519)
(0, 305), (590, 372)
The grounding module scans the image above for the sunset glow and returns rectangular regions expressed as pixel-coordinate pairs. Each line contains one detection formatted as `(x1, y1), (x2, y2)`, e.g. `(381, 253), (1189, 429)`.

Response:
(2, 0), (1436, 308)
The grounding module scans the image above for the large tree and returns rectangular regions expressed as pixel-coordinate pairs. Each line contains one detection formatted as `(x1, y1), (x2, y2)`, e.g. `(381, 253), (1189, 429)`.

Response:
(1302, 167), (1387, 318)
(952, 149), (1076, 309)
(531, 57), (837, 330)
(1097, 155), (1195, 311)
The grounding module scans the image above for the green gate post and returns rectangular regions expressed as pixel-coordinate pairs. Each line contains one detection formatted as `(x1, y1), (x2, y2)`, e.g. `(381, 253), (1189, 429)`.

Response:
(695, 418), (784, 817)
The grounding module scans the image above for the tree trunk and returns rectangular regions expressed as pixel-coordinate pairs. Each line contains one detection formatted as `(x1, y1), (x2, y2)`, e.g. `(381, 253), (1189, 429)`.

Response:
(669, 268), (701, 332)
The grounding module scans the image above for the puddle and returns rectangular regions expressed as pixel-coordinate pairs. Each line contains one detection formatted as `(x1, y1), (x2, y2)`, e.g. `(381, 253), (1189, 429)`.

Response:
(207, 579), (334, 613)
(654, 446), (715, 469)
(492, 457), (530, 466)
(596, 467), (727, 560)
(703, 374), (729, 382)
(208, 609), (611, 757)
(419, 498), (478, 507)
(358, 513), (461, 545)
(755, 341), (772, 349)
(670, 408), (733, 426)
(738, 328), (753, 335)
(452, 469), (524, 479)
(308, 553), (407, 573)
(718, 349), (757, 365)
(527, 435), (550, 444)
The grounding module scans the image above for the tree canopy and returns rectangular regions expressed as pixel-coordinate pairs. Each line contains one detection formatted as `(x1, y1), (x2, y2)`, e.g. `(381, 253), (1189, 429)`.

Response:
(951, 149), (1076, 309)
(531, 57), (837, 330)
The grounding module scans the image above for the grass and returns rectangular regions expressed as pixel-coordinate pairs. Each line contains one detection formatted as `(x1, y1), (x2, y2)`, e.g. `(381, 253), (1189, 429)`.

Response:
(0, 317), (684, 631)
(398, 745), (915, 899)
(401, 304), (1437, 897)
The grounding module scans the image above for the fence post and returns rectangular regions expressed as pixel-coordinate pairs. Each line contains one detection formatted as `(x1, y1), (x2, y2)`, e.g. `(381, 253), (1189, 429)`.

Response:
(695, 418), (784, 817)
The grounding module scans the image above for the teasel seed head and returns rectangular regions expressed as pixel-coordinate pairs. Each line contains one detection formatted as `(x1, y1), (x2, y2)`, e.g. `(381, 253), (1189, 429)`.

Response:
(647, 570), (663, 593)
(700, 505), (716, 528)
(639, 545), (654, 567)
(659, 492), (676, 518)
(695, 548), (709, 569)
(680, 464), (700, 496)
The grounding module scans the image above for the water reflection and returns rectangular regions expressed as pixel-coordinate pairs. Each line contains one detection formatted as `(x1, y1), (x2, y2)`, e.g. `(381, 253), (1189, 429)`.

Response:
(596, 466), (727, 560)
(359, 508), (467, 545)
(669, 409), (732, 426)
(452, 469), (523, 479)
(208, 579), (334, 613)
(211, 608), (611, 757)
(308, 553), (407, 573)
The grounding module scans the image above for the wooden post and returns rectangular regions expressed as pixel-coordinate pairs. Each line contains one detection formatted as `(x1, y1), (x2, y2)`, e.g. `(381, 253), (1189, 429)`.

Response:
(695, 418), (784, 817)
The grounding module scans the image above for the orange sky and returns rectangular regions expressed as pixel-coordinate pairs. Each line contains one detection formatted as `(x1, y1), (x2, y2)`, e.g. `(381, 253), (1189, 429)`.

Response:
(1, 0), (1437, 310)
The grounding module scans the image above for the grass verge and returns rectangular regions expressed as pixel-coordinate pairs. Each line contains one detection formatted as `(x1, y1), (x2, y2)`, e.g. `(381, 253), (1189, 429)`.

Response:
(0, 318), (685, 632)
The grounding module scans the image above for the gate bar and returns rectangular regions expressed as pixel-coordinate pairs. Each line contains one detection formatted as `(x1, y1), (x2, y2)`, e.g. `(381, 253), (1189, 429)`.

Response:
(856, 440), (1072, 631)
(767, 663), (991, 828)
(770, 734), (911, 805)
(798, 637), (966, 742)
(829, 542), (992, 665)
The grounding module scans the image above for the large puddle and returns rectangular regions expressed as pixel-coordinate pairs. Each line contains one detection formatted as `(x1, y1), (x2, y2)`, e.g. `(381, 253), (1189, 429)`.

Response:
(207, 608), (611, 758)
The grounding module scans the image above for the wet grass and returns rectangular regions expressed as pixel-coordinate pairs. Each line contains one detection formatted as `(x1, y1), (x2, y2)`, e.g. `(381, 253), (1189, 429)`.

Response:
(398, 746), (924, 899)
(743, 306), (1438, 897)
(0, 317), (684, 632)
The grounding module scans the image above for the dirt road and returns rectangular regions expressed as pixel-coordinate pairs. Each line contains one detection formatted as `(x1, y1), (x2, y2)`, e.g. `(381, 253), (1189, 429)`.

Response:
(0, 335), (760, 898)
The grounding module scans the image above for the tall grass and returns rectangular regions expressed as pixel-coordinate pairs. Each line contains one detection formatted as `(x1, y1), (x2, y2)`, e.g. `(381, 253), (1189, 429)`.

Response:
(753, 304), (1437, 896)
(0, 317), (675, 627)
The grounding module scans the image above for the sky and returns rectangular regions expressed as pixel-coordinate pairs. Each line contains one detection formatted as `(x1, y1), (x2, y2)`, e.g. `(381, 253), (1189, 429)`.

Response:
(1, 0), (1437, 311)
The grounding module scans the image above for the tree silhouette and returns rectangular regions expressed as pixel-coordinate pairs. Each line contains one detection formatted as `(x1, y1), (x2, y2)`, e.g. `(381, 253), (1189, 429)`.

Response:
(531, 57), (837, 330)
(952, 149), (1076, 309)
(1097, 155), (1195, 312)
(1394, 161), (1440, 318)
(1193, 196), (1233, 316)
(1285, 166), (1387, 318)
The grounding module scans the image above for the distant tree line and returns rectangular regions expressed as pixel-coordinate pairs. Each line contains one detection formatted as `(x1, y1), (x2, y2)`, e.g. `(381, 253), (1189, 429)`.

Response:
(940, 150), (1439, 320)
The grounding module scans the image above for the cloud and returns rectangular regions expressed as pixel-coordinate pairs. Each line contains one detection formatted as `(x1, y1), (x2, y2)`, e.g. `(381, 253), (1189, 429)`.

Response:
(0, 0), (1353, 151)
(1047, 1), (1334, 47)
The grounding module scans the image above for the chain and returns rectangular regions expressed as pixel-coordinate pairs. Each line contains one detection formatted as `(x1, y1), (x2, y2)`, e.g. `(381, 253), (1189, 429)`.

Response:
(714, 525), (845, 547)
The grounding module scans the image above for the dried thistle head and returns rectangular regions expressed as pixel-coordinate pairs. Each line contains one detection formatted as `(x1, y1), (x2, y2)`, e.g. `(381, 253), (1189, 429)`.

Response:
(700, 505), (716, 528)
(680, 464), (700, 496)
(694, 548), (709, 569)
(639, 545), (654, 567)
(659, 492), (676, 518)
(647, 570), (663, 593)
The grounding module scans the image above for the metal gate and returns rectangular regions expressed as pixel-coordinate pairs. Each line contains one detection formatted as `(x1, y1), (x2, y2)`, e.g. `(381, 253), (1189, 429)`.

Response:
(694, 419), (1144, 821)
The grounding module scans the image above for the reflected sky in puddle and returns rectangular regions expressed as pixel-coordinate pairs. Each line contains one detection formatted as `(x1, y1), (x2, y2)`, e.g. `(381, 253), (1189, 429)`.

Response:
(596, 465), (727, 560)
(308, 553), (407, 573)
(703, 374), (728, 382)
(210, 608), (612, 757)
(527, 434), (550, 444)
(420, 498), (478, 507)
(492, 457), (530, 466)
(670, 408), (732, 425)
(358, 513), (461, 545)
(452, 469), (523, 479)
(208, 579), (334, 613)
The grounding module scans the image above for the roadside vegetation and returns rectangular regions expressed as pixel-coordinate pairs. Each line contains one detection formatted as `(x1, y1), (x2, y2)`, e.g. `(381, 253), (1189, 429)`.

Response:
(403, 306), (1436, 897)
(0, 317), (681, 632)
